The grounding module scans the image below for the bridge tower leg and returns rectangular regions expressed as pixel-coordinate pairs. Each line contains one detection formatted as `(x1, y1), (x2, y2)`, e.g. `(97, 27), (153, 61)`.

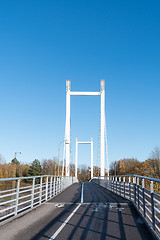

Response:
(91, 137), (93, 178)
(66, 80), (71, 176)
(101, 80), (105, 177)
(75, 137), (78, 178)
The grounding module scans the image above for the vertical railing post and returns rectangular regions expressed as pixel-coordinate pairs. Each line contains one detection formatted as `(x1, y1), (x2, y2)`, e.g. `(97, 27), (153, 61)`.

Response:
(52, 176), (54, 195)
(56, 176), (57, 195)
(133, 176), (136, 205)
(60, 177), (62, 191)
(123, 177), (125, 198)
(56, 177), (57, 194)
(45, 176), (48, 201)
(113, 176), (115, 192)
(39, 176), (43, 204)
(119, 177), (121, 196)
(15, 179), (20, 216)
(111, 177), (113, 192)
(63, 176), (65, 189)
(54, 176), (56, 195)
(61, 176), (64, 191)
(107, 175), (109, 189)
(150, 180), (155, 230)
(50, 176), (53, 198)
(58, 177), (60, 193)
(115, 177), (117, 194)
(142, 178), (146, 218)
(59, 177), (61, 192)
(129, 176), (131, 201)
(57, 177), (59, 193)
(137, 177), (140, 209)
(108, 176), (110, 190)
(31, 177), (35, 208)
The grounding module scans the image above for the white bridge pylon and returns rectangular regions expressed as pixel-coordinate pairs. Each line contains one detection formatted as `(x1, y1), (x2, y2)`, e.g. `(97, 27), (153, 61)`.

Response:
(65, 79), (106, 177)
(75, 137), (93, 178)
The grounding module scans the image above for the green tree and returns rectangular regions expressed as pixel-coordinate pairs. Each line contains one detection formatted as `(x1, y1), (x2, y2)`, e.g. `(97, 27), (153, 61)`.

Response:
(11, 158), (20, 165)
(28, 159), (42, 176)
(21, 164), (30, 177)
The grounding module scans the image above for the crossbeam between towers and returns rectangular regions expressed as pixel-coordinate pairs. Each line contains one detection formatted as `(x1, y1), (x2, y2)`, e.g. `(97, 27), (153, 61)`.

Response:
(70, 92), (101, 96)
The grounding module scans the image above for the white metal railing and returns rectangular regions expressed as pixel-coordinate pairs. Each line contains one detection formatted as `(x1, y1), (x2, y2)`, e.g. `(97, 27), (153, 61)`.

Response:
(92, 175), (160, 239)
(0, 175), (78, 222)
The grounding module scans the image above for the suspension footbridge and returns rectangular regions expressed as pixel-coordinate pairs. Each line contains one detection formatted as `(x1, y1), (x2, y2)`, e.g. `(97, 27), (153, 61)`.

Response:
(0, 176), (159, 239)
(0, 80), (159, 239)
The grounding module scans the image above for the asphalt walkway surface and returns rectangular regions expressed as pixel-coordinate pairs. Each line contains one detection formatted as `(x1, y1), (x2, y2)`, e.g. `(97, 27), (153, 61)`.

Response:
(0, 182), (156, 240)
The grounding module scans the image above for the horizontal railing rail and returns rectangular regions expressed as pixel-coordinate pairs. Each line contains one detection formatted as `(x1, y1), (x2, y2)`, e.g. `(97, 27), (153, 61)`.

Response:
(0, 175), (78, 222)
(91, 175), (160, 239)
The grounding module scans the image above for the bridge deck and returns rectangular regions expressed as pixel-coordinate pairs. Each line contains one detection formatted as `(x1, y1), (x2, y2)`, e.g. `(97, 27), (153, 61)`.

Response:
(0, 182), (156, 240)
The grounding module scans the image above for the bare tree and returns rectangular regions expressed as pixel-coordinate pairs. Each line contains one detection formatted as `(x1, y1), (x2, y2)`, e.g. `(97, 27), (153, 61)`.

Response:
(148, 147), (160, 177)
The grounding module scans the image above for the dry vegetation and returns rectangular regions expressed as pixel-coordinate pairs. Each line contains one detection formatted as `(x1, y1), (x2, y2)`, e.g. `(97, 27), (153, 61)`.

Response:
(0, 147), (160, 184)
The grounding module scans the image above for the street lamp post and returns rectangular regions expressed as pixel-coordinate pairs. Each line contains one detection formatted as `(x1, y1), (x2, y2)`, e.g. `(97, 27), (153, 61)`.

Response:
(12, 152), (22, 193)
(15, 152), (22, 159)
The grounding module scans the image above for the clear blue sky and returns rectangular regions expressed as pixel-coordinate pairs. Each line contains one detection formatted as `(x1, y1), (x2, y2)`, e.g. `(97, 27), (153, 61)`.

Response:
(0, 0), (160, 169)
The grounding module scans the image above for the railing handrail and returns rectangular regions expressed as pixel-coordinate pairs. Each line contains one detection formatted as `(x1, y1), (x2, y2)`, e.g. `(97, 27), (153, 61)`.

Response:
(94, 174), (160, 183)
(0, 175), (73, 182)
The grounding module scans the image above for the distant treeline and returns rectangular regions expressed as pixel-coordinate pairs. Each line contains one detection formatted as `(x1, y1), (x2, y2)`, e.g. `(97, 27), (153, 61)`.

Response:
(0, 147), (160, 183)
(0, 157), (61, 179)
(109, 147), (160, 179)
(0, 155), (101, 183)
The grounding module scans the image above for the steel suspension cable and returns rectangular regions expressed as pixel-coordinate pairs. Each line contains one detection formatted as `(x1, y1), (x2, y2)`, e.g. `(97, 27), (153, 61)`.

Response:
(104, 115), (109, 176)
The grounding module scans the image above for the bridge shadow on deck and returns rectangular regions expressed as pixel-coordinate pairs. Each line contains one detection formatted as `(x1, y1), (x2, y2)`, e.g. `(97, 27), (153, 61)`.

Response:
(30, 182), (155, 240)
(84, 182), (130, 204)
(31, 203), (154, 240)
(63, 204), (151, 240)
